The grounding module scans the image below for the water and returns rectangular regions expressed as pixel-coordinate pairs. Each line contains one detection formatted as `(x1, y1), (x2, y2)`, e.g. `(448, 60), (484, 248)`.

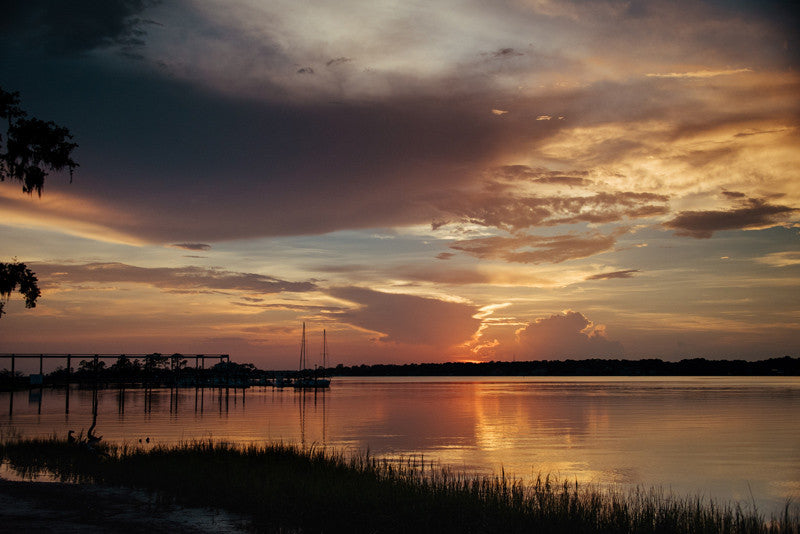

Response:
(2, 376), (798, 514)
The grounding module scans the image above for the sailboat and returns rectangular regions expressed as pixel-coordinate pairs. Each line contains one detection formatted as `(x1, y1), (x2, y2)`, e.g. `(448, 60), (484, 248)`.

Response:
(293, 322), (331, 389)
(317, 329), (331, 388)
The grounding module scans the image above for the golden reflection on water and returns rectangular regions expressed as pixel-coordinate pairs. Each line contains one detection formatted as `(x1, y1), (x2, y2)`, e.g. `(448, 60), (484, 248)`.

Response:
(1, 376), (799, 514)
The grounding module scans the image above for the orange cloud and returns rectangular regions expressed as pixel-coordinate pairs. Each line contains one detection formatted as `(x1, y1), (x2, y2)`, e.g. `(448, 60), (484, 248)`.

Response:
(450, 230), (623, 264)
(515, 311), (623, 359)
(329, 286), (481, 347)
(0, 188), (144, 245)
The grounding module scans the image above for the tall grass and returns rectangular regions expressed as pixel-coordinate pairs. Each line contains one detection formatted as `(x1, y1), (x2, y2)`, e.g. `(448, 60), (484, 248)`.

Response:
(1, 437), (797, 534)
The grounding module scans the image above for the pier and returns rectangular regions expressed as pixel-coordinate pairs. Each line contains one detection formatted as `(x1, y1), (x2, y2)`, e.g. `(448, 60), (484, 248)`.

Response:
(0, 353), (230, 380)
(0, 353), (243, 416)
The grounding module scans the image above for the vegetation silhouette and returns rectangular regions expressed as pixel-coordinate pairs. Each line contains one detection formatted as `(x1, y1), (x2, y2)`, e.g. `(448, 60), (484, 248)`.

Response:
(0, 260), (40, 318)
(1, 438), (797, 533)
(0, 85), (78, 319)
(46, 355), (256, 388)
(5, 355), (797, 392)
(331, 356), (800, 377)
(0, 86), (78, 195)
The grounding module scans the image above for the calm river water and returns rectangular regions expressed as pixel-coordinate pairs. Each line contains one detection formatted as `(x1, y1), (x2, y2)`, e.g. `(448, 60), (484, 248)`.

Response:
(2, 376), (798, 514)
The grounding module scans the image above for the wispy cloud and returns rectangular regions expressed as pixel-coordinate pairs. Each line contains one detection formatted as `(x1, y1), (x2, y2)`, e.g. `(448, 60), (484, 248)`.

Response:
(585, 269), (640, 280)
(33, 262), (317, 295)
(171, 243), (211, 251)
(435, 188), (668, 233)
(646, 68), (752, 78)
(450, 230), (623, 264)
(756, 251), (800, 268)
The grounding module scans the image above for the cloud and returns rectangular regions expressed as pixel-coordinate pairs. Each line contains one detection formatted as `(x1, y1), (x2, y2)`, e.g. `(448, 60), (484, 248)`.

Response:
(436, 191), (668, 232)
(171, 243), (211, 251)
(721, 191), (746, 199)
(492, 47), (523, 59)
(329, 287), (480, 347)
(326, 57), (351, 67)
(0, 0), (796, 250)
(32, 262), (316, 295)
(314, 263), (559, 288)
(645, 68), (752, 78)
(664, 197), (797, 238)
(494, 166), (592, 187)
(516, 311), (623, 359)
(756, 251), (800, 268)
(436, 252), (455, 260)
(432, 166), (669, 232)
(450, 230), (622, 264)
(0, 0), (158, 56)
(585, 269), (639, 280)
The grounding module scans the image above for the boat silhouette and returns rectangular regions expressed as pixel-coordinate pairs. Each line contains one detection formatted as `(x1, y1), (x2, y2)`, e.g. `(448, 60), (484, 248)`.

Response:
(292, 323), (330, 389)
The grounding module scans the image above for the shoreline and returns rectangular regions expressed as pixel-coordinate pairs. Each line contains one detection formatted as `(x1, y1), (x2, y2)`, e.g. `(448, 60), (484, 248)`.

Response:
(0, 477), (251, 533)
(2, 438), (797, 533)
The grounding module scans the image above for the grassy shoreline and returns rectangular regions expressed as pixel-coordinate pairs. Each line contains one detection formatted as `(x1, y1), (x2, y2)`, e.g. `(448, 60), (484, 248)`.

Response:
(2, 438), (797, 533)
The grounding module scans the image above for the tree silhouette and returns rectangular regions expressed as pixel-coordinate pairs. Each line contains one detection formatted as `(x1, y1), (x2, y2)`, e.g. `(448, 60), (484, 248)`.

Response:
(1, 87), (78, 195)
(1, 86), (78, 318)
(0, 261), (40, 318)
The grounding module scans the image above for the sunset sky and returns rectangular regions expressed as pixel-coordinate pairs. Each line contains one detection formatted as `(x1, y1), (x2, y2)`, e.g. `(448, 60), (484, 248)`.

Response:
(1, 0), (798, 369)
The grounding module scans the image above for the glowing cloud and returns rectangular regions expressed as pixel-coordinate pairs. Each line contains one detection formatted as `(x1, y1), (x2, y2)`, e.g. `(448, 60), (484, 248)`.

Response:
(516, 311), (623, 359)
(329, 287), (481, 347)
(646, 68), (753, 78)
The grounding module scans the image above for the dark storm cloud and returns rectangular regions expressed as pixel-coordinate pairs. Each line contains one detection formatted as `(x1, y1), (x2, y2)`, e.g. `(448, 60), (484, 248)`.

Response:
(702, 0), (800, 67)
(0, 0), (159, 56)
(0, 0), (796, 247)
(33, 262), (317, 294)
(450, 230), (622, 264)
(585, 269), (640, 280)
(2, 59), (548, 242)
(664, 197), (797, 238)
(171, 243), (211, 251)
(329, 286), (481, 346)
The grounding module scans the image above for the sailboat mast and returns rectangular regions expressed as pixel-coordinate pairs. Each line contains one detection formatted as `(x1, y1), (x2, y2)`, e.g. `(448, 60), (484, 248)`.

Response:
(300, 322), (306, 371)
(323, 329), (327, 370)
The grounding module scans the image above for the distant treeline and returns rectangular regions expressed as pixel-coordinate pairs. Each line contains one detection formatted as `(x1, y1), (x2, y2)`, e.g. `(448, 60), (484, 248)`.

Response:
(329, 356), (800, 377)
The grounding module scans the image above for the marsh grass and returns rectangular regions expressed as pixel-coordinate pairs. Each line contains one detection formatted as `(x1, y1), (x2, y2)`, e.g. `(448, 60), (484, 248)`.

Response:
(1, 437), (797, 533)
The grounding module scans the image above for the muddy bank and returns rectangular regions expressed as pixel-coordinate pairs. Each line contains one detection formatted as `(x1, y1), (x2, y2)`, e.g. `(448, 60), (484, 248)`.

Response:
(0, 478), (251, 533)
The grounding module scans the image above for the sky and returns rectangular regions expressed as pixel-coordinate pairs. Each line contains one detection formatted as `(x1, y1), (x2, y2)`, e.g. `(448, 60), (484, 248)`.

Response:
(0, 0), (798, 369)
